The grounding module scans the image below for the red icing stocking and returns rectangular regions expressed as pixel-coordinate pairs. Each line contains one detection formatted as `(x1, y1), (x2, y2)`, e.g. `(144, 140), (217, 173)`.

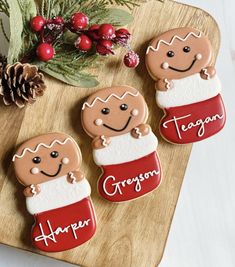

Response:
(160, 94), (226, 144)
(32, 197), (96, 252)
(98, 152), (161, 202)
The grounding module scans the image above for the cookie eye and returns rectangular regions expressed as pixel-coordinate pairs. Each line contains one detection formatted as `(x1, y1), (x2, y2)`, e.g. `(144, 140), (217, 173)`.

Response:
(183, 46), (191, 53)
(51, 151), (59, 158)
(101, 108), (110, 115)
(33, 157), (41, 164)
(120, 104), (128, 111)
(167, 51), (175, 57)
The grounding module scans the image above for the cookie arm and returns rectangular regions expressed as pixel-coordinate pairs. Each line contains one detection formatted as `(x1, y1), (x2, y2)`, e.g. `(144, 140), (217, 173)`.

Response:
(156, 78), (173, 91)
(131, 124), (151, 139)
(23, 184), (40, 197)
(200, 66), (216, 80)
(92, 135), (111, 149)
(67, 171), (85, 184)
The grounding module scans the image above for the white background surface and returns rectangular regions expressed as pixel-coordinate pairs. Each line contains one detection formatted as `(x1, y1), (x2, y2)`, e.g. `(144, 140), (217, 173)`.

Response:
(1, 0), (235, 266)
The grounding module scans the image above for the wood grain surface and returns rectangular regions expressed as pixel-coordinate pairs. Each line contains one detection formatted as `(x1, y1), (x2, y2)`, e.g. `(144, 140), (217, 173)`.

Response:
(0, 1), (220, 266)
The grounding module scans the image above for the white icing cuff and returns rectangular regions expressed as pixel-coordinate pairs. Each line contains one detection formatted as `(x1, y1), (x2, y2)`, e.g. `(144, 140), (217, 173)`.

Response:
(156, 73), (222, 108)
(26, 176), (91, 215)
(93, 131), (158, 166)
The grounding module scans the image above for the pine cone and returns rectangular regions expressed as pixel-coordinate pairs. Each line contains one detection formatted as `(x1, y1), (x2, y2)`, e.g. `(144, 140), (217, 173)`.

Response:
(0, 62), (46, 108)
(0, 55), (7, 77)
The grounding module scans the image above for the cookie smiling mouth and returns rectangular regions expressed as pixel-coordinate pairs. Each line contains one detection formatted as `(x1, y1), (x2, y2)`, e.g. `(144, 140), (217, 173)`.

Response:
(41, 163), (62, 177)
(169, 58), (197, 72)
(103, 116), (132, 132)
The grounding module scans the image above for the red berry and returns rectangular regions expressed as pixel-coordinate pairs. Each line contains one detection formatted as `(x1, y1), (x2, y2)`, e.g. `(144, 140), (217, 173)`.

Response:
(43, 35), (54, 44)
(96, 40), (114, 55)
(70, 12), (89, 30)
(47, 18), (53, 24)
(115, 28), (131, 46)
(124, 51), (139, 68)
(30, 16), (46, 32)
(36, 43), (55, 61)
(99, 24), (116, 40)
(87, 24), (100, 40)
(89, 25), (100, 31)
(75, 34), (92, 52)
(115, 28), (130, 38)
(53, 16), (64, 24)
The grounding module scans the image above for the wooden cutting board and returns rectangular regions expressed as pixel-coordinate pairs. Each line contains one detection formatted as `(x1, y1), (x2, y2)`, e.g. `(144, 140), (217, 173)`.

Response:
(0, 0), (220, 266)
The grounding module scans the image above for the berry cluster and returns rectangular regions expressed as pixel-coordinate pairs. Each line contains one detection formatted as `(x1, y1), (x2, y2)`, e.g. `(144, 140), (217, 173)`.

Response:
(30, 12), (139, 68)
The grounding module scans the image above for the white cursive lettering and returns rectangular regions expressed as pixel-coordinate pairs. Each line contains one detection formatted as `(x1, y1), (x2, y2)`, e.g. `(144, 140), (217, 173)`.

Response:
(163, 113), (224, 139)
(34, 219), (91, 246)
(103, 169), (160, 197)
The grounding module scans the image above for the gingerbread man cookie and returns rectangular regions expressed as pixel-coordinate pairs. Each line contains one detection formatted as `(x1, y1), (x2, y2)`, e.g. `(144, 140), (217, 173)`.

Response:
(146, 27), (226, 144)
(13, 132), (96, 252)
(81, 86), (162, 202)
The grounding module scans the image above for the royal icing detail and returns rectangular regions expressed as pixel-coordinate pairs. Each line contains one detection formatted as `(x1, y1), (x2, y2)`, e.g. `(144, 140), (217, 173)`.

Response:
(35, 218), (91, 247)
(12, 137), (72, 161)
(163, 113), (224, 139)
(145, 27), (226, 144)
(164, 78), (171, 90)
(62, 157), (69, 164)
(13, 133), (96, 252)
(69, 172), (76, 184)
(100, 135), (108, 147)
(30, 184), (37, 196)
(31, 167), (39, 175)
(82, 91), (139, 110)
(103, 169), (160, 197)
(146, 31), (202, 54)
(202, 68), (210, 80)
(81, 86), (162, 202)
(134, 127), (142, 139)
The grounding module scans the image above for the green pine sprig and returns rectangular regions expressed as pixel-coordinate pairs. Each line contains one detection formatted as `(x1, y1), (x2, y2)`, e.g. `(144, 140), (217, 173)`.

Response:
(0, 0), (9, 16)
(106, 0), (141, 9)
(0, 0), (148, 87)
(0, 0), (9, 42)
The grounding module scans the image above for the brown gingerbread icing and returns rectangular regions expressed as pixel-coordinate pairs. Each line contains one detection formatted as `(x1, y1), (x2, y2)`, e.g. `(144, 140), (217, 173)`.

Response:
(13, 132), (82, 186)
(81, 86), (148, 139)
(145, 27), (213, 81)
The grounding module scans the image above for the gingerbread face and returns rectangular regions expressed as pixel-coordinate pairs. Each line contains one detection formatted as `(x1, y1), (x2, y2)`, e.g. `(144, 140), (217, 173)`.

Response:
(13, 133), (81, 186)
(146, 27), (212, 80)
(81, 86), (148, 138)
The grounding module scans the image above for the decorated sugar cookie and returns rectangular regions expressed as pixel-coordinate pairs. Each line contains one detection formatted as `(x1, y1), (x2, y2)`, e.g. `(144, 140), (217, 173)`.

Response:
(81, 86), (161, 202)
(13, 133), (96, 252)
(145, 27), (226, 144)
